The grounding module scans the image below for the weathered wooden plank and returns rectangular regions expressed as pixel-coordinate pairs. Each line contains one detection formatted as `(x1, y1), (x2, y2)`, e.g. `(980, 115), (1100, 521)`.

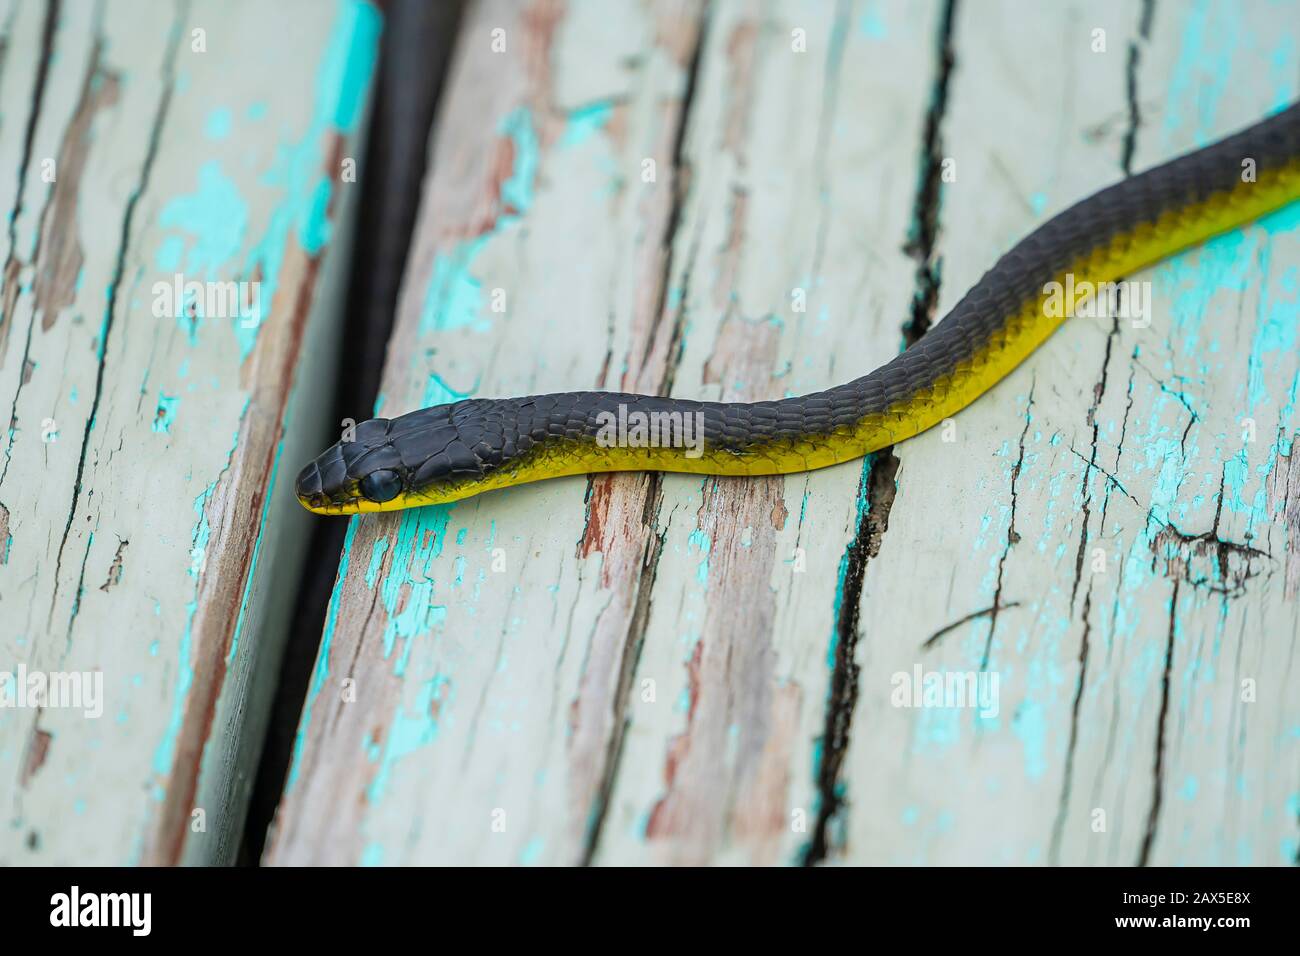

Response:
(836, 0), (1300, 865)
(270, 0), (1299, 867)
(266, 0), (708, 866)
(591, 0), (944, 865)
(0, 0), (379, 864)
(268, 0), (947, 867)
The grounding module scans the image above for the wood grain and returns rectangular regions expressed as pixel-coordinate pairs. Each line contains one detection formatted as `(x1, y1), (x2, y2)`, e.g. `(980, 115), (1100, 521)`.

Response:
(0, 0), (379, 864)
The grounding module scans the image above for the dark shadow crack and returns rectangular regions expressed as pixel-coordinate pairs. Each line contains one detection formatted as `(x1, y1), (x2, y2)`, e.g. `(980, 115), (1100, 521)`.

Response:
(1133, 356), (1200, 458)
(1, 0), (57, 272)
(639, 0), (710, 395)
(0, 0), (59, 484)
(579, 506), (668, 865)
(578, 4), (711, 865)
(983, 378), (1034, 671)
(900, 0), (957, 344)
(1137, 575), (1177, 866)
(1077, 18), (1152, 612)
(803, 0), (957, 865)
(1066, 444), (1141, 510)
(1149, 468), (1269, 599)
(99, 536), (127, 591)
(803, 449), (900, 865)
(64, 526), (96, 646)
(1097, 358), (1138, 537)
(1120, 0), (1155, 177)
(1050, 581), (1092, 865)
(922, 600), (1020, 650)
(1070, 315), (1120, 612)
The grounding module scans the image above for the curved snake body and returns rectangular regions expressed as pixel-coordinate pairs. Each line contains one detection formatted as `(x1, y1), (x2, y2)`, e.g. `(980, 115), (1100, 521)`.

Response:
(297, 103), (1300, 515)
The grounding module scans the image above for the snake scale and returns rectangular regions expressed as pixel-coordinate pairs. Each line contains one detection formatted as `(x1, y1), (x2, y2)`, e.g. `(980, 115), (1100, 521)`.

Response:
(297, 102), (1300, 515)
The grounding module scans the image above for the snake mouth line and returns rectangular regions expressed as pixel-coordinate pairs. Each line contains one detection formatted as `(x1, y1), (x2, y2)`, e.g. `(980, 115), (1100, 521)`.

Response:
(297, 491), (447, 515)
(296, 485), (462, 515)
(297, 493), (365, 515)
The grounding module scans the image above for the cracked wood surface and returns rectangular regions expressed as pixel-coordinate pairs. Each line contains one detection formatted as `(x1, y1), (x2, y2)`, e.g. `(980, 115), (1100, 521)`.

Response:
(0, 0), (378, 864)
(841, 0), (1300, 865)
(269, 0), (1300, 865)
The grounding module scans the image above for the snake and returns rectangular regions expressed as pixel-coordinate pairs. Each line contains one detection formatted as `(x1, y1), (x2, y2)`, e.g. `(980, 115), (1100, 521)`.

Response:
(296, 102), (1300, 516)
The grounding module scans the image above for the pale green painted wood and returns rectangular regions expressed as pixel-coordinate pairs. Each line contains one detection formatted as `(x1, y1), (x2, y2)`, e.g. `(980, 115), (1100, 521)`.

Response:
(592, 0), (944, 866)
(267, 0), (942, 866)
(0, 0), (379, 864)
(268, 0), (714, 866)
(840, 0), (1300, 866)
(270, 0), (1300, 866)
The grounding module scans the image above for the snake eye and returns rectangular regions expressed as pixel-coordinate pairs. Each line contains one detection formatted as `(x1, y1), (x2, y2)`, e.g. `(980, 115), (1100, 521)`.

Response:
(359, 469), (402, 503)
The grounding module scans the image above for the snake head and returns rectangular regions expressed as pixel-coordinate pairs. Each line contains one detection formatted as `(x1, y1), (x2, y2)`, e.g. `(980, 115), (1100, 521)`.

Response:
(295, 402), (508, 515)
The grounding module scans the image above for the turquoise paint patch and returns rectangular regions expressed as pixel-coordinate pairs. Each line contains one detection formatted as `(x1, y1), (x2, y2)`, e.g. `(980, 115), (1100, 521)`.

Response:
(155, 235), (184, 272)
(1148, 212), (1274, 540)
(376, 506), (454, 658)
(367, 673), (447, 802)
(499, 107), (539, 213)
(519, 835), (544, 865)
(240, 0), (381, 361)
(157, 160), (248, 278)
(1163, 0), (1238, 145)
(1250, 210), (1300, 430)
(1012, 698), (1047, 781)
(324, 0), (382, 131)
(1261, 200), (1300, 238)
(859, 6), (887, 39)
(151, 393), (178, 434)
(560, 100), (613, 148)
(827, 455), (877, 668)
(1268, 35), (1297, 113)
(424, 371), (474, 407)
(204, 107), (232, 140)
(674, 684), (691, 714)
(153, 487), (212, 777)
(420, 235), (490, 334)
(686, 527), (711, 586)
(301, 178), (334, 255)
(416, 106), (538, 339)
